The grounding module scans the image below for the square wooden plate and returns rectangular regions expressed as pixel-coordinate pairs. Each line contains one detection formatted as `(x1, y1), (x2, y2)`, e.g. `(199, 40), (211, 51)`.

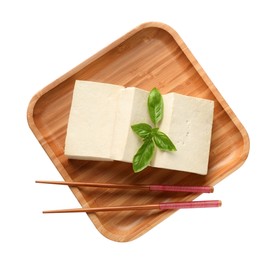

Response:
(27, 22), (250, 242)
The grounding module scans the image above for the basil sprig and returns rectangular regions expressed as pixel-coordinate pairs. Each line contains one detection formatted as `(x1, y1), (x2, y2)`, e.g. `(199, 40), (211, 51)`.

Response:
(131, 88), (176, 173)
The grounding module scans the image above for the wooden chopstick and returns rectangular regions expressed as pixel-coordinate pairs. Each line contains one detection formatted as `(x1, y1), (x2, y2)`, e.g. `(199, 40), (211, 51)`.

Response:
(43, 200), (222, 214)
(36, 180), (214, 193)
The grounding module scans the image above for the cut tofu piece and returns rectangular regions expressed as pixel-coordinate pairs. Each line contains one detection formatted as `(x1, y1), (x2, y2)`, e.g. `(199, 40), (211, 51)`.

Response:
(152, 93), (214, 175)
(64, 80), (123, 160)
(111, 87), (151, 162)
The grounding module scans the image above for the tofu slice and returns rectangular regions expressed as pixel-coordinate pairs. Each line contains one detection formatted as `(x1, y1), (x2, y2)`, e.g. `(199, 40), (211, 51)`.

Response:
(64, 80), (123, 160)
(152, 93), (214, 175)
(111, 87), (151, 162)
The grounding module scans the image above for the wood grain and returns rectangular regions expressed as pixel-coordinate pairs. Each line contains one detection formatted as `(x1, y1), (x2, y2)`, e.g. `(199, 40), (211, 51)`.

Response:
(27, 22), (250, 242)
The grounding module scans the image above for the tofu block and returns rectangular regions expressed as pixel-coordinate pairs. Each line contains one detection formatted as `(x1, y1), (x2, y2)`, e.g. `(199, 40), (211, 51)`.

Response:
(64, 80), (123, 160)
(65, 80), (214, 175)
(152, 93), (214, 175)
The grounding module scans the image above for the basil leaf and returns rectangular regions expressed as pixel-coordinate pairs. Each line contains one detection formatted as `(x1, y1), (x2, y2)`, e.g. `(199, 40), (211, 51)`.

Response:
(131, 123), (152, 139)
(153, 130), (177, 151)
(148, 88), (163, 127)
(132, 139), (155, 173)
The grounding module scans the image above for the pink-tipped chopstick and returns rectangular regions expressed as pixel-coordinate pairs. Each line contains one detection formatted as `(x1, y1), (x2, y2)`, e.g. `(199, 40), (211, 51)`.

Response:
(43, 200), (222, 214)
(35, 180), (214, 193)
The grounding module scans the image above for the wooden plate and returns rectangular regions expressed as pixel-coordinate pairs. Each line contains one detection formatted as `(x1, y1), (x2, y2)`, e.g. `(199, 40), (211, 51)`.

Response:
(27, 22), (250, 242)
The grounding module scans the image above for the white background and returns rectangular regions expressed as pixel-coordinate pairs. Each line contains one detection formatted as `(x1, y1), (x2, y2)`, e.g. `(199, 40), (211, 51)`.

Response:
(1, 0), (277, 259)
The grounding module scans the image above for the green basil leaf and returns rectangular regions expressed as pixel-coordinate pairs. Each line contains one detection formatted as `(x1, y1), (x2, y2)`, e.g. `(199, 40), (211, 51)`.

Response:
(131, 123), (152, 139)
(148, 88), (163, 127)
(153, 131), (177, 151)
(132, 139), (155, 173)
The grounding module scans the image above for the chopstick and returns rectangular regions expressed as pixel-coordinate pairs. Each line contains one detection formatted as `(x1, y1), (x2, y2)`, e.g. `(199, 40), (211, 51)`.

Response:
(37, 181), (220, 214)
(43, 200), (222, 214)
(35, 180), (214, 193)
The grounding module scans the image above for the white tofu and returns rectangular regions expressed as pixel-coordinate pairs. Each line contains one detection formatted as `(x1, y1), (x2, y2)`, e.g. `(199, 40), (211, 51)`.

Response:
(64, 80), (123, 160)
(111, 87), (151, 162)
(65, 80), (214, 175)
(152, 93), (214, 175)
